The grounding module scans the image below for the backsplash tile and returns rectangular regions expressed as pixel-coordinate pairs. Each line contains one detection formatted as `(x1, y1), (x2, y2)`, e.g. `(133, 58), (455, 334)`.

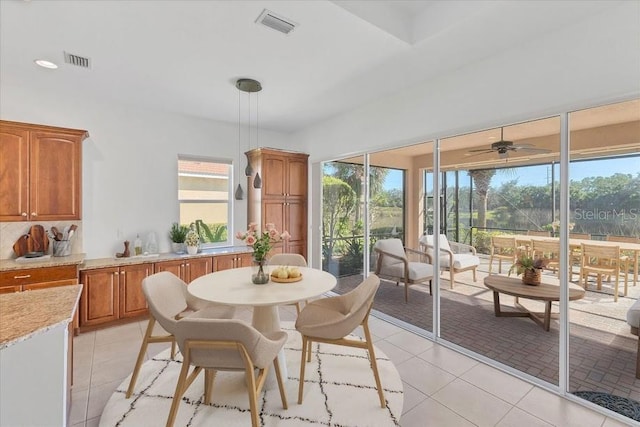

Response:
(0, 221), (83, 260)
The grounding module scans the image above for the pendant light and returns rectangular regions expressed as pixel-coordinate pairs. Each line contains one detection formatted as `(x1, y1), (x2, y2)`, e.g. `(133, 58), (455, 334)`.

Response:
(234, 87), (245, 200)
(253, 86), (262, 189)
(236, 78), (263, 189)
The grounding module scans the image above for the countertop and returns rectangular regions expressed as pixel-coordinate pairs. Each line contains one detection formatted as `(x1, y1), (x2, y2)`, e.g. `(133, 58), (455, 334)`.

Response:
(0, 246), (253, 272)
(0, 284), (82, 350)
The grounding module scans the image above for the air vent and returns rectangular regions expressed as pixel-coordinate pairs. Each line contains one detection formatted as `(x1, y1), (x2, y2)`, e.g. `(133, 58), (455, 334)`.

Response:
(256, 9), (297, 35)
(63, 51), (91, 68)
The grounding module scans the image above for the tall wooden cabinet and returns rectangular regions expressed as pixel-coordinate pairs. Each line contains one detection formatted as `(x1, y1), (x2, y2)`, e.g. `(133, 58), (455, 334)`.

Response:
(0, 120), (88, 222)
(246, 148), (309, 259)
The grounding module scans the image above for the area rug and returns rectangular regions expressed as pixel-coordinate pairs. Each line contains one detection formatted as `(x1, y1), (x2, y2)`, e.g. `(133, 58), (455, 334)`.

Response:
(573, 391), (640, 421)
(99, 322), (403, 426)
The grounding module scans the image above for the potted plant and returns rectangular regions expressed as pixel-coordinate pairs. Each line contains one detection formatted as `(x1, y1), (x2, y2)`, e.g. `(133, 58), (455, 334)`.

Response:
(169, 223), (189, 254)
(509, 254), (549, 285)
(236, 223), (290, 284)
(184, 228), (200, 255)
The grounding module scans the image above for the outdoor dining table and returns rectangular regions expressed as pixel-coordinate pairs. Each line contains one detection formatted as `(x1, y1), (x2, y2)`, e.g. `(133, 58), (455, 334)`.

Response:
(499, 234), (640, 285)
(188, 266), (337, 388)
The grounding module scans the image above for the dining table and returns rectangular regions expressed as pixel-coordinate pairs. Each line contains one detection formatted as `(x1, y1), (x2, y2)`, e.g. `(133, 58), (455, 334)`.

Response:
(188, 266), (337, 388)
(499, 234), (640, 285)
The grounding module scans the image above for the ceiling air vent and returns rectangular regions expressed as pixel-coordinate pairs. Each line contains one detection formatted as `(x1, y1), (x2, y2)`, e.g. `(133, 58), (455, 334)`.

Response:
(63, 51), (91, 69)
(256, 9), (297, 35)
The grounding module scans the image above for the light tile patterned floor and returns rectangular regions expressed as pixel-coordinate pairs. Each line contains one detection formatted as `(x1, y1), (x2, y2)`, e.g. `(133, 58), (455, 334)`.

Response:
(70, 306), (634, 426)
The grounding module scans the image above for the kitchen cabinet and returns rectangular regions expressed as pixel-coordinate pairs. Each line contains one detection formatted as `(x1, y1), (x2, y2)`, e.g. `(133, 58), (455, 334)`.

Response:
(247, 148), (309, 259)
(0, 120), (88, 222)
(214, 253), (252, 271)
(79, 264), (151, 327)
(155, 256), (212, 283)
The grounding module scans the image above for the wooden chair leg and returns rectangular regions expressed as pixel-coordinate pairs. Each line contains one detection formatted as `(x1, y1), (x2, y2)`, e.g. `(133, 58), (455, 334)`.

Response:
(449, 270), (454, 289)
(489, 255), (494, 274)
(404, 282), (409, 302)
(245, 365), (259, 427)
(472, 267), (477, 282)
(273, 358), (288, 409)
(298, 335), (308, 404)
(204, 368), (216, 405)
(126, 317), (155, 398)
(166, 352), (191, 427)
(363, 320), (386, 408)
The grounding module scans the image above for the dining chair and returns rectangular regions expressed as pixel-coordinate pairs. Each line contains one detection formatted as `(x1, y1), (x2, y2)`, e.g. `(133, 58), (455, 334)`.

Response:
(489, 236), (518, 274)
(527, 230), (551, 237)
(269, 253), (307, 313)
(607, 235), (639, 287)
(531, 239), (561, 277)
(419, 234), (479, 288)
(580, 243), (628, 302)
(125, 271), (236, 398)
(166, 317), (288, 427)
(295, 274), (386, 408)
(373, 238), (433, 302)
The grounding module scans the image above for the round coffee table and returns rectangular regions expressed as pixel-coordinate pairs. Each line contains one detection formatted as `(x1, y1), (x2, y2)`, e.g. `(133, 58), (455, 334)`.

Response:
(484, 274), (585, 331)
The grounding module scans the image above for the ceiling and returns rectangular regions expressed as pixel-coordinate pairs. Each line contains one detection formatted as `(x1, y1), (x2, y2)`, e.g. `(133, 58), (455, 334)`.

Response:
(0, 0), (626, 134)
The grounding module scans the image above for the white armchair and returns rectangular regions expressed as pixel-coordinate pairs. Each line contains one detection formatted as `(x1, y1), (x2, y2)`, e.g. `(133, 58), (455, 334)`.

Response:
(419, 234), (479, 288)
(373, 238), (434, 302)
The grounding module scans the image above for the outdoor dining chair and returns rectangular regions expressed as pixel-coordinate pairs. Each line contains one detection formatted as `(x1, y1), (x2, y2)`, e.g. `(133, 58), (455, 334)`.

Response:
(607, 235), (639, 287)
(580, 243), (628, 302)
(295, 274), (386, 408)
(489, 236), (518, 274)
(167, 317), (288, 427)
(419, 234), (479, 288)
(125, 272), (236, 398)
(531, 239), (561, 277)
(373, 238), (434, 302)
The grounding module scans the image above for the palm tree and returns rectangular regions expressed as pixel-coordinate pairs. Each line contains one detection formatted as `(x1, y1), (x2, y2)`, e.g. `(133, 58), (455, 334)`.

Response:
(469, 169), (496, 229)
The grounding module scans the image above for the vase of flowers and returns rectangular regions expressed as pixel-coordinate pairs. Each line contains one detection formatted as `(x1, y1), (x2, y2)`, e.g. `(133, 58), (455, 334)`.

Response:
(509, 255), (549, 285)
(236, 223), (290, 284)
(185, 229), (200, 255)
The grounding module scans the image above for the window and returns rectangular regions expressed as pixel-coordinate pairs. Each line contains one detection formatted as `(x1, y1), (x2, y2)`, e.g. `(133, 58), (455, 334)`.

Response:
(178, 156), (233, 247)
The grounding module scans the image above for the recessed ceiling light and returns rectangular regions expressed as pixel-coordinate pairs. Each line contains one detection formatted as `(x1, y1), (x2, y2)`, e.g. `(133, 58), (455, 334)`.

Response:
(34, 59), (58, 69)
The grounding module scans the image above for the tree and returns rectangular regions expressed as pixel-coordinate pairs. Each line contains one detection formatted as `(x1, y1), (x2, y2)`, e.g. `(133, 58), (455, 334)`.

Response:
(329, 162), (388, 224)
(469, 169), (496, 229)
(322, 176), (357, 265)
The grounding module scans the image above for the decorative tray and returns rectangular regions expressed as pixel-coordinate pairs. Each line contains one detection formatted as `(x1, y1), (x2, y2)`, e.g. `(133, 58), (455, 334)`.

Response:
(270, 274), (303, 283)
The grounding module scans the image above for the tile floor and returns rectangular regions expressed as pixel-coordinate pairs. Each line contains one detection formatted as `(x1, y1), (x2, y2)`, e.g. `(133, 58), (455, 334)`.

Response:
(70, 305), (634, 427)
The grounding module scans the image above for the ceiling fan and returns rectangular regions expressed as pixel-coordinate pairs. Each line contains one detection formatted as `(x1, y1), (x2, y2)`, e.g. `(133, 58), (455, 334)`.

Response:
(466, 127), (551, 158)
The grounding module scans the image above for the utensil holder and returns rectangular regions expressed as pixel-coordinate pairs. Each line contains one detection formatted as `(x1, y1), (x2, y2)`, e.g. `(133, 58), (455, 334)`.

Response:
(52, 240), (72, 257)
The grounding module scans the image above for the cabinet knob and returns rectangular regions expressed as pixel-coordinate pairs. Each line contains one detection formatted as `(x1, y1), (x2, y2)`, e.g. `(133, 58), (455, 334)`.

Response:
(31, 212), (37, 216)
(21, 212), (27, 217)
(120, 271), (125, 275)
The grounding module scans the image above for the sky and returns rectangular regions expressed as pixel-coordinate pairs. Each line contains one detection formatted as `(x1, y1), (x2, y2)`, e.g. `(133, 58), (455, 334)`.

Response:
(382, 156), (639, 191)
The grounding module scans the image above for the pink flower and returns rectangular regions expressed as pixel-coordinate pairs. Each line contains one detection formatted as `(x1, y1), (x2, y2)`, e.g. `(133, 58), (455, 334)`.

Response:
(268, 228), (279, 239)
(245, 235), (257, 246)
(248, 223), (258, 232)
(235, 231), (245, 240)
(280, 231), (291, 240)
(265, 223), (275, 231)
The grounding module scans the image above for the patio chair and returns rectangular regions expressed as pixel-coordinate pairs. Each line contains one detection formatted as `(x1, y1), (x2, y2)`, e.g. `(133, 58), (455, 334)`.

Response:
(489, 236), (518, 274)
(580, 243), (628, 302)
(373, 238), (434, 302)
(531, 239), (561, 277)
(295, 274), (385, 408)
(607, 235), (639, 287)
(527, 230), (551, 237)
(125, 272), (236, 398)
(626, 298), (640, 378)
(419, 234), (479, 288)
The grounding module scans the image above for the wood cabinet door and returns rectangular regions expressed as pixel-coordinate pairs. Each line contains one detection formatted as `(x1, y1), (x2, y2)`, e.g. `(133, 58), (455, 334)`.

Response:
(0, 126), (29, 221)
(29, 131), (82, 221)
(286, 201), (307, 258)
(214, 254), (237, 271)
(237, 253), (253, 267)
(186, 257), (211, 282)
(80, 268), (119, 326)
(154, 259), (185, 280)
(262, 154), (286, 198)
(120, 264), (151, 318)
(263, 199), (286, 234)
(0, 285), (22, 294)
(287, 157), (308, 199)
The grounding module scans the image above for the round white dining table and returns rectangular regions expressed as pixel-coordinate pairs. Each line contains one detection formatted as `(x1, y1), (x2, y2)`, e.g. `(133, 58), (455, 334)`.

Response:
(188, 266), (337, 388)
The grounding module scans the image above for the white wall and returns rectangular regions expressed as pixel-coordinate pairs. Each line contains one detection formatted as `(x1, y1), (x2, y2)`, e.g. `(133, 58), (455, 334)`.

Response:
(0, 84), (291, 258)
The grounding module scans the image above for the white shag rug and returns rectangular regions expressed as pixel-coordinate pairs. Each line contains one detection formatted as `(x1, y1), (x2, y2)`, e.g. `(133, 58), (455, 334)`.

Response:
(99, 322), (404, 426)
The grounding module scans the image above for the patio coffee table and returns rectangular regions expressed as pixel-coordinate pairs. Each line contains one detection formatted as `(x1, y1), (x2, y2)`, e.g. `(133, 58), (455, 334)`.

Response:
(484, 274), (585, 331)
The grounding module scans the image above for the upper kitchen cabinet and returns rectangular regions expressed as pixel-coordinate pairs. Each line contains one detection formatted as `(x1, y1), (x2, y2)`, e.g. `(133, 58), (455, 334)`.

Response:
(247, 148), (309, 258)
(0, 121), (88, 222)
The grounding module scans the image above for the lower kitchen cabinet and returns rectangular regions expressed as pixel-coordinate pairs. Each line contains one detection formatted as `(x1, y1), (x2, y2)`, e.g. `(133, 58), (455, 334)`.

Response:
(214, 253), (252, 271)
(79, 264), (152, 327)
(154, 256), (212, 283)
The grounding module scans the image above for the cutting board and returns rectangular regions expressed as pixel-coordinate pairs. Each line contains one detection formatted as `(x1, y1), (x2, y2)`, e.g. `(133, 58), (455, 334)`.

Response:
(27, 225), (49, 253)
(13, 235), (30, 258)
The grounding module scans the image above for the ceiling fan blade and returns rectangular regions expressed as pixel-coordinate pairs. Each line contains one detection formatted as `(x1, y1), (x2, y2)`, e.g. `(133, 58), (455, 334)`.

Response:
(513, 147), (552, 153)
(464, 150), (494, 157)
(467, 148), (496, 153)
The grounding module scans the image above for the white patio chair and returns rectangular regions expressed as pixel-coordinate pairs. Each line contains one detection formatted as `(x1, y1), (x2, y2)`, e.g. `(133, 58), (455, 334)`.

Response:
(419, 234), (480, 288)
